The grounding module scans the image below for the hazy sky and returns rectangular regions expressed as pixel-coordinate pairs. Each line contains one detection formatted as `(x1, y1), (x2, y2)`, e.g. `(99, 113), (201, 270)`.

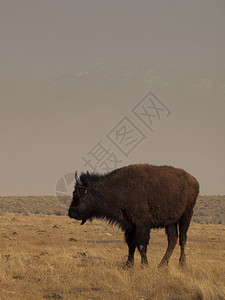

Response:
(0, 0), (225, 196)
(1, 0), (225, 78)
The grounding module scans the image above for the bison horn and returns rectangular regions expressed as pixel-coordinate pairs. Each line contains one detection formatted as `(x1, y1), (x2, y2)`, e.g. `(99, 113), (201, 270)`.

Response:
(75, 171), (82, 185)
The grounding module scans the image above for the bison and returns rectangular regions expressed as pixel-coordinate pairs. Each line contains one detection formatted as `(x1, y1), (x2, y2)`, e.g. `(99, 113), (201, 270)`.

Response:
(68, 164), (199, 267)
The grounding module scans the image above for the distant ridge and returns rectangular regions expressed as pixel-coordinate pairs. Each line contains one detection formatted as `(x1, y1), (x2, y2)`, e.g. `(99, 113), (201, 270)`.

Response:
(0, 195), (224, 224)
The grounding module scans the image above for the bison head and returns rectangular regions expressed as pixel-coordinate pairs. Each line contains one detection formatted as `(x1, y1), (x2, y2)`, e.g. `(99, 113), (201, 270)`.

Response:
(68, 171), (93, 225)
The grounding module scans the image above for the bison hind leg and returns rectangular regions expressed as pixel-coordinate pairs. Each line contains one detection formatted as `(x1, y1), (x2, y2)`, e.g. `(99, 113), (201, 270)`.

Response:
(178, 208), (193, 266)
(159, 223), (178, 267)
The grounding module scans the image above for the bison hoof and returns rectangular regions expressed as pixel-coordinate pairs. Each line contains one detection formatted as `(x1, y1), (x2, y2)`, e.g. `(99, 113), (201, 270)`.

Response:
(179, 258), (186, 267)
(158, 261), (169, 269)
(124, 260), (134, 268)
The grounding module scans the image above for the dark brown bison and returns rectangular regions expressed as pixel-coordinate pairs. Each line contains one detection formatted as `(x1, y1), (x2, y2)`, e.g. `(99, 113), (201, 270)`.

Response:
(68, 164), (199, 267)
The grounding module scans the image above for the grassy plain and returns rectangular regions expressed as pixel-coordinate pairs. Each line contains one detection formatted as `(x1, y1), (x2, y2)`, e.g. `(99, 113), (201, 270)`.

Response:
(1, 214), (225, 299)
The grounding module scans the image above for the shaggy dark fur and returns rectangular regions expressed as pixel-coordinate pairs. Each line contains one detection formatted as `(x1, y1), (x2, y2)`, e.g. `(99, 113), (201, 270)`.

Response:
(68, 164), (199, 267)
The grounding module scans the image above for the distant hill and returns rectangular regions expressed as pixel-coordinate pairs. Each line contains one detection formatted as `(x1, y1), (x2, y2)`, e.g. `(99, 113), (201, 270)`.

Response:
(0, 195), (224, 224)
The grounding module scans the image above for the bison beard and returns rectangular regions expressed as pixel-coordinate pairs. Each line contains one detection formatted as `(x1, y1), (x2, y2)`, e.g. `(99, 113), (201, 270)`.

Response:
(68, 164), (199, 267)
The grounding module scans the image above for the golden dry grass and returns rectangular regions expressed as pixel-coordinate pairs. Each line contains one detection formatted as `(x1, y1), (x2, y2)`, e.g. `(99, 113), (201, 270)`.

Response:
(1, 214), (225, 299)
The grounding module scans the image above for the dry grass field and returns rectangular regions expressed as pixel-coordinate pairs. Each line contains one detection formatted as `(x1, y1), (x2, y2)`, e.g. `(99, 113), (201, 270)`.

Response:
(1, 213), (225, 300)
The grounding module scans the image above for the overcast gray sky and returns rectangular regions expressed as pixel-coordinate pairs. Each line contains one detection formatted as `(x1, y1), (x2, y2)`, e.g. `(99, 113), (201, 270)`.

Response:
(0, 0), (225, 196)
(1, 0), (225, 78)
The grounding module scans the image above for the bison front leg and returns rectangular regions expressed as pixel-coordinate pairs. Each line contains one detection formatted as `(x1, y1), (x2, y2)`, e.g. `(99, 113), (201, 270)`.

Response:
(137, 244), (148, 265)
(124, 228), (136, 267)
(125, 225), (150, 267)
(135, 226), (150, 266)
(127, 242), (136, 267)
